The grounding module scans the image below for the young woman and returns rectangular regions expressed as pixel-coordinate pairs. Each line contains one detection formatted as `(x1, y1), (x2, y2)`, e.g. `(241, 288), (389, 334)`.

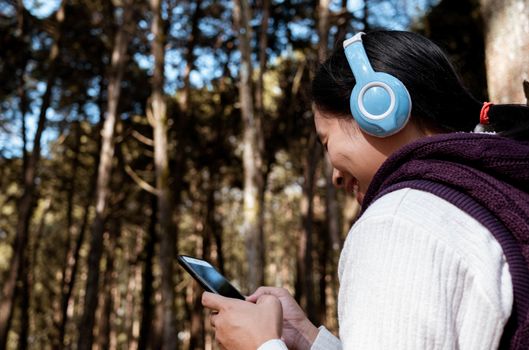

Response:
(202, 30), (529, 350)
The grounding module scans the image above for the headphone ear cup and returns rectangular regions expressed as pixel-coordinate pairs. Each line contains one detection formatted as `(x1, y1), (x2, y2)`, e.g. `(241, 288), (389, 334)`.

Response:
(343, 33), (412, 137)
(350, 72), (411, 137)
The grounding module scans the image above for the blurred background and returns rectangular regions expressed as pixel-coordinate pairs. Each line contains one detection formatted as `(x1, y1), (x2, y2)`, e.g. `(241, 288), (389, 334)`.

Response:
(0, 0), (528, 349)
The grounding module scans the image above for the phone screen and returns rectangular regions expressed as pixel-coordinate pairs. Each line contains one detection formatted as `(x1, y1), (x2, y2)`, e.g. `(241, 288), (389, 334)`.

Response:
(178, 255), (245, 300)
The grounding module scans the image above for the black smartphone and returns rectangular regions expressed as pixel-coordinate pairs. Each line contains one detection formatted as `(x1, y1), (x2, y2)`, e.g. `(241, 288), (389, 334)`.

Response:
(177, 255), (245, 300)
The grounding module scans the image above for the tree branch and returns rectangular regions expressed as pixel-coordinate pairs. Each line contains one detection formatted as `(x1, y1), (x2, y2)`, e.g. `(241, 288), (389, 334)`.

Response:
(124, 164), (159, 195)
(131, 130), (154, 146)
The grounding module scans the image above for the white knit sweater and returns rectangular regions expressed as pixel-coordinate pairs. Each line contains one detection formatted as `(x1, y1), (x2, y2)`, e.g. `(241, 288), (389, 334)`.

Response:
(259, 188), (513, 350)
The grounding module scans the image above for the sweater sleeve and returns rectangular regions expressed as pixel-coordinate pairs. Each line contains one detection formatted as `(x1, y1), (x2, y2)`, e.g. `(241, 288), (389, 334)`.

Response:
(337, 189), (513, 350)
(311, 326), (342, 350)
(257, 326), (343, 350)
(257, 339), (289, 350)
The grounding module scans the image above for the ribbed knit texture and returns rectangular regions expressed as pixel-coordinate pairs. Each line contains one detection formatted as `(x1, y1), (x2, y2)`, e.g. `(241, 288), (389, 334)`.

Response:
(361, 132), (529, 349)
(337, 189), (513, 350)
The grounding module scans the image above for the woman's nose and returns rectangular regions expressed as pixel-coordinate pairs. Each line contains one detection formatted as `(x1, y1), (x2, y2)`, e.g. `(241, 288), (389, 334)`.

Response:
(332, 168), (344, 189)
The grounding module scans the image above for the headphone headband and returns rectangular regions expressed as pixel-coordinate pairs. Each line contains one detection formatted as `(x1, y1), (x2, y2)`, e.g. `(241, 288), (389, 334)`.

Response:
(343, 33), (374, 81)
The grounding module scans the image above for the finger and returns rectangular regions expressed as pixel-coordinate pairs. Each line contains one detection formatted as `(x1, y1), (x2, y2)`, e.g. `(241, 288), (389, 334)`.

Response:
(247, 287), (288, 302)
(213, 329), (227, 349)
(210, 312), (218, 328)
(246, 286), (276, 302)
(202, 291), (230, 311)
(256, 294), (281, 307)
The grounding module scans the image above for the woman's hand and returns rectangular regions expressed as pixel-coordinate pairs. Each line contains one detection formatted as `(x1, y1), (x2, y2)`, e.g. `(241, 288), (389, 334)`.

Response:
(202, 292), (283, 350)
(247, 287), (319, 350)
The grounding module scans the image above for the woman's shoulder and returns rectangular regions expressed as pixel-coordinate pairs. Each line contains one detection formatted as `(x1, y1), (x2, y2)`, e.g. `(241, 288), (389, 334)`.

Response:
(351, 188), (504, 260)
(342, 188), (512, 310)
(347, 188), (510, 290)
(357, 187), (490, 236)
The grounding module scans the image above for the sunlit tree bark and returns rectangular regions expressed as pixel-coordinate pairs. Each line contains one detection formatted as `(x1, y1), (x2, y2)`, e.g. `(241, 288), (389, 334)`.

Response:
(148, 0), (178, 348)
(480, 0), (529, 103)
(0, 2), (65, 347)
(234, 0), (265, 293)
(77, 3), (133, 348)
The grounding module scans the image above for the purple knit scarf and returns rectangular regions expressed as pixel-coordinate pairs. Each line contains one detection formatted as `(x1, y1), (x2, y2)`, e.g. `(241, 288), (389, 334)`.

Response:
(361, 132), (529, 349)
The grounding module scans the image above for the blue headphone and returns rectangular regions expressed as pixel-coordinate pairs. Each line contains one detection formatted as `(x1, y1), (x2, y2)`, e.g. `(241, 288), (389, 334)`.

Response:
(343, 32), (412, 137)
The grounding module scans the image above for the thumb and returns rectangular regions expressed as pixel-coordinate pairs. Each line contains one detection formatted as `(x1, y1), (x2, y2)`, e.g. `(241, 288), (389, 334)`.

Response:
(202, 292), (230, 311)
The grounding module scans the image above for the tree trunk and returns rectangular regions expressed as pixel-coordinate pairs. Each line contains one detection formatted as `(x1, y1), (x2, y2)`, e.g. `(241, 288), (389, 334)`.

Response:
(318, 0), (331, 61)
(234, 0), (265, 293)
(19, 236), (31, 350)
(255, 0), (270, 289)
(53, 118), (82, 347)
(317, 0), (341, 248)
(334, 0), (349, 46)
(188, 283), (204, 350)
(189, 177), (217, 349)
(138, 195), (157, 350)
(58, 145), (101, 348)
(97, 230), (117, 350)
(255, 0), (270, 120)
(23, 198), (51, 350)
(480, 0), (529, 103)
(149, 0), (178, 348)
(18, 44), (45, 350)
(178, 0), (201, 112)
(362, 0), (370, 31)
(151, 289), (164, 350)
(77, 4), (133, 349)
(58, 73), (106, 350)
(318, 0), (341, 324)
(125, 226), (143, 350)
(295, 132), (320, 322)
(17, 0), (29, 175)
(0, 2), (65, 347)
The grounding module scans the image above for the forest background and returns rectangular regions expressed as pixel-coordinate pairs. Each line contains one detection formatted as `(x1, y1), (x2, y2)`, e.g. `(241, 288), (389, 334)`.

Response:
(0, 0), (528, 349)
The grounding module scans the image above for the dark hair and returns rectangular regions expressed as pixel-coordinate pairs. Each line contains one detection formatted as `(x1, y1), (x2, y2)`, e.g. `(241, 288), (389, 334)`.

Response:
(312, 30), (529, 140)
